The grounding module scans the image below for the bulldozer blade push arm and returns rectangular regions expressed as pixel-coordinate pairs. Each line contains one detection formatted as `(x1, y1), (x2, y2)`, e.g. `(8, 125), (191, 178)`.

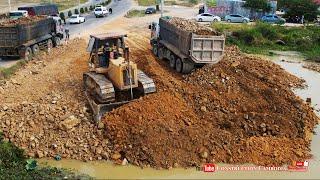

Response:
(85, 91), (130, 122)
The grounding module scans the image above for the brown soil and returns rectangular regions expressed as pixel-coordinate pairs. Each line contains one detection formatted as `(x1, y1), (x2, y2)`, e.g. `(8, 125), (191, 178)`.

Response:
(103, 30), (319, 169)
(0, 17), (318, 170)
(0, 39), (110, 161)
(0, 15), (47, 26)
(303, 62), (320, 73)
(168, 17), (221, 36)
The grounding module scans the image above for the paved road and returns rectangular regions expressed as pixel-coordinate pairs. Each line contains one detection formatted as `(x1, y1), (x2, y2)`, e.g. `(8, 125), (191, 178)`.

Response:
(66, 0), (131, 37)
(0, 0), (132, 68)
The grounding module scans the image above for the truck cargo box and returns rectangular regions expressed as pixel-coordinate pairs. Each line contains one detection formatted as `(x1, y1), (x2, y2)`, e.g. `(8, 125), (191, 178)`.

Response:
(18, 4), (59, 16)
(0, 17), (55, 48)
(159, 18), (225, 64)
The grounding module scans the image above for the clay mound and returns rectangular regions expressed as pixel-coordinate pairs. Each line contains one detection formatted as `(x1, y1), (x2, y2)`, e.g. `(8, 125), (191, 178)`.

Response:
(103, 44), (319, 169)
(0, 15), (47, 26)
(168, 17), (221, 36)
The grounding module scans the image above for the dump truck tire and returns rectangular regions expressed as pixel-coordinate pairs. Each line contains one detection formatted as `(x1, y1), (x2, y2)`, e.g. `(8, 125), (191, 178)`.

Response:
(169, 54), (176, 68)
(47, 39), (53, 52)
(32, 44), (40, 55)
(54, 37), (61, 46)
(24, 47), (33, 61)
(181, 59), (194, 74)
(152, 44), (158, 57)
(175, 58), (182, 73)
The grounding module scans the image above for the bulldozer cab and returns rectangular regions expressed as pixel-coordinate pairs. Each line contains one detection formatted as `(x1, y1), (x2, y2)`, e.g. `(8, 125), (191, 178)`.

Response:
(87, 33), (127, 69)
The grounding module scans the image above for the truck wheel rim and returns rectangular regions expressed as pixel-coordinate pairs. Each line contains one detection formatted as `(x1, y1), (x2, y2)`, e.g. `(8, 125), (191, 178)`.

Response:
(56, 38), (61, 46)
(47, 40), (53, 52)
(169, 55), (175, 68)
(33, 46), (39, 55)
(176, 58), (182, 73)
(153, 46), (158, 56)
(25, 48), (32, 61)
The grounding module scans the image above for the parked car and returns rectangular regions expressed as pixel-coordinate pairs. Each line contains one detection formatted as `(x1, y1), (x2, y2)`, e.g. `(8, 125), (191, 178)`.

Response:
(196, 13), (221, 22)
(261, 15), (285, 24)
(145, 7), (156, 14)
(9, 10), (28, 19)
(225, 14), (250, 23)
(94, 7), (108, 18)
(69, 14), (85, 24)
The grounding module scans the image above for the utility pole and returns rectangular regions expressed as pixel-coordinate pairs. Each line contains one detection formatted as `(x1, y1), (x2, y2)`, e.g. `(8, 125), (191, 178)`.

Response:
(8, 0), (11, 11)
(160, 0), (164, 17)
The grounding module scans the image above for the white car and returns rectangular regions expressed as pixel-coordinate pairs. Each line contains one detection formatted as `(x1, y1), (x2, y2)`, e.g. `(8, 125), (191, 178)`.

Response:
(69, 14), (85, 24)
(196, 13), (221, 22)
(94, 7), (108, 18)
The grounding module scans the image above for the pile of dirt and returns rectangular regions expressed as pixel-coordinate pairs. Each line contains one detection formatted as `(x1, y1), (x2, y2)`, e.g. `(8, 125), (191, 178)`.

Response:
(168, 17), (221, 36)
(303, 62), (320, 73)
(103, 42), (319, 168)
(0, 39), (110, 161)
(0, 15), (47, 26)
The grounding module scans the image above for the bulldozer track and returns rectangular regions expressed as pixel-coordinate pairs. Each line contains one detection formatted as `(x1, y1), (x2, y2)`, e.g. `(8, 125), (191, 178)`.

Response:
(83, 72), (115, 103)
(137, 70), (156, 94)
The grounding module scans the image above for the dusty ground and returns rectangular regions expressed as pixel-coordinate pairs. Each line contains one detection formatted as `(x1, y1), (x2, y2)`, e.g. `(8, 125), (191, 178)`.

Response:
(0, 40), (111, 161)
(0, 12), (319, 169)
(303, 62), (320, 73)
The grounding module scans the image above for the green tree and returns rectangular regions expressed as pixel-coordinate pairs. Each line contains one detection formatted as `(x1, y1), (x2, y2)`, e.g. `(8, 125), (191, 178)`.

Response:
(59, 12), (66, 24)
(80, 7), (85, 14)
(278, 0), (319, 21)
(74, 9), (79, 14)
(68, 10), (72, 17)
(85, 7), (88, 12)
(243, 0), (271, 12)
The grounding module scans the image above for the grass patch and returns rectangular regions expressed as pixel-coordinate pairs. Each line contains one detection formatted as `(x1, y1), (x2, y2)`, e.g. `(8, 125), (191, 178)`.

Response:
(206, 0), (217, 7)
(137, 0), (156, 6)
(137, 0), (198, 7)
(0, 60), (27, 79)
(125, 9), (146, 18)
(212, 22), (320, 60)
(0, 132), (90, 179)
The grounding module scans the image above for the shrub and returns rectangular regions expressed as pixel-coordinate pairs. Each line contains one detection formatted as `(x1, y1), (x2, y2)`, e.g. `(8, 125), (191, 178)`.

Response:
(59, 12), (65, 20)
(89, 5), (94, 11)
(67, 10), (72, 17)
(255, 22), (279, 40)
(74, 9), (79, 14)
(189, 0), (198, 4)
(80, 7), (84, 14)
(85, 7), (88, 12)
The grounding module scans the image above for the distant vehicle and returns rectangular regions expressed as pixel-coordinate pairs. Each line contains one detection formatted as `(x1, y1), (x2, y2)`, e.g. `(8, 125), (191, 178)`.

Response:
(95, 5), (103, 8)
(9, 10), (28, 19)
(145, 7), (156, 14)
(261, 15), (286, 24)
(69, 14), (85, 24)
(225, 14), (250, 23)
(196, 13), (221, 22)
(18, 4), (59, 16)
(0, 17), (64, 60)
(94, 7), (108, 17)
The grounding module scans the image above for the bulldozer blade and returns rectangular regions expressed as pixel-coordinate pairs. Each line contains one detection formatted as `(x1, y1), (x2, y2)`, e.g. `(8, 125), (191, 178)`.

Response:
(85, 91), (130, 122)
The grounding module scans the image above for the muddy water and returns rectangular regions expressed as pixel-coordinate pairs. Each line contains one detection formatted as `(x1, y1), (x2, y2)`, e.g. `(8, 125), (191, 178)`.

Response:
(39, 52), (320, 179)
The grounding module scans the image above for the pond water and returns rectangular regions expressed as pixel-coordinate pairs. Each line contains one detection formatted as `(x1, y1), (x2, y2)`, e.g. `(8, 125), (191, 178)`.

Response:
(39, 52), (320, 179)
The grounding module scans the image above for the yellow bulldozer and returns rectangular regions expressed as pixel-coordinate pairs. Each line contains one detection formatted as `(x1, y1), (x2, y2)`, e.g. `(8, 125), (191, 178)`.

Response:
(83, 33), (156, 121)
